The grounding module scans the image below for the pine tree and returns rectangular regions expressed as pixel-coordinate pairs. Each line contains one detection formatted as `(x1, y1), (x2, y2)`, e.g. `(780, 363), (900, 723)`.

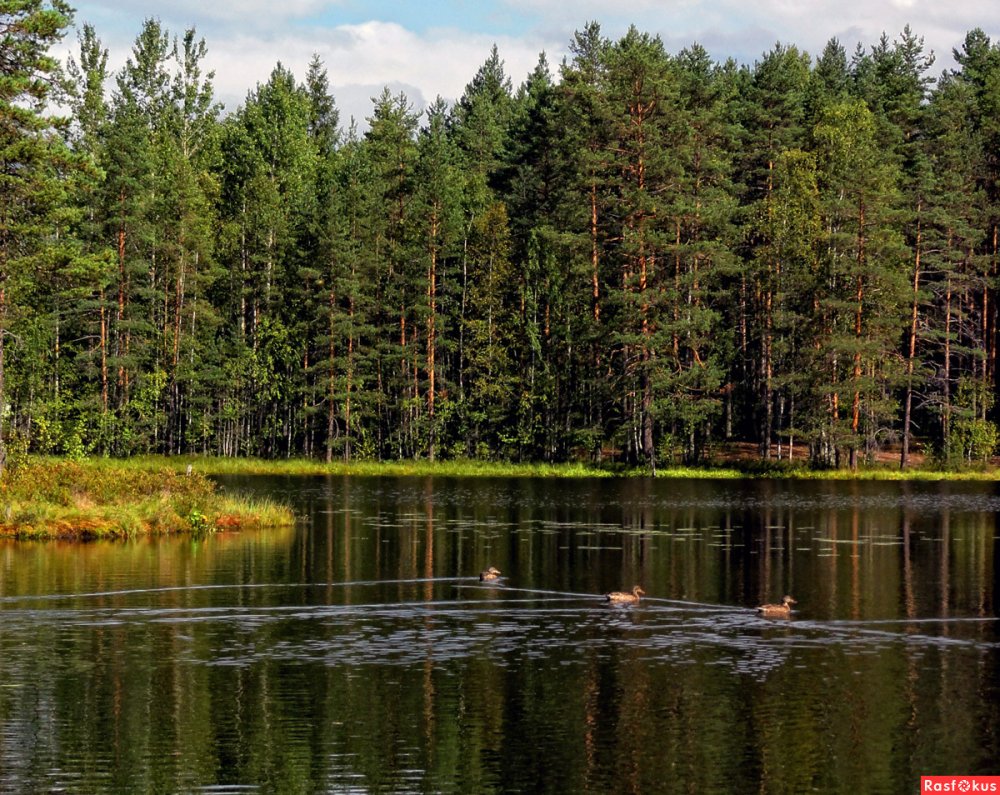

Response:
(737, 43), (811, 457)
(299, 54), (341, 460)
(950, 31), (1000, 446)
(812, 98), (908, 468)
(463, 201), (518, 456)
(555, 23), (614, 460)
(102, 19), (174, 450)
(451, 44), (514, 203)
(602, 27), (679, 469)
(922, 41), (997, 462)
(0, 0), (76, 471)
(329, 123), (377, 460)
(657, 44), (739, 464)
(853, 27), (936, 467)
(64, 23), (115, 443)
(364, 88), (420, 457)
(413, 98), (463, 460)
(159, 28), (221, 454)
(216, 63), (314, 455)
(503, 54), (563, 459)
(760, 149), (824, 462)
(449, 45), (514, 440)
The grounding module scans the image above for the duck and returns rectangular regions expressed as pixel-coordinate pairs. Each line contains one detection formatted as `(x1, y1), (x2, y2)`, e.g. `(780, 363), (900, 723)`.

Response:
(605, 585), (646, 604)
(479, 566), (502, 582)
(756, 595), (796, 617)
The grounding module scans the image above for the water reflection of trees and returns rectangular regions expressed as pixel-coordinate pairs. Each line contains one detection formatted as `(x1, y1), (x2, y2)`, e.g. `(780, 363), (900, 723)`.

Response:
(0, 478), (998, 791)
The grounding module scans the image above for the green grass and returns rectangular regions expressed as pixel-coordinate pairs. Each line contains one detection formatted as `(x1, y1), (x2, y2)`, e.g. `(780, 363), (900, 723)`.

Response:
(101, 454), (1000, 481)
(121, 455), (623, 479)
(0, 458), (295, 540)
(5, 453), (993, 539)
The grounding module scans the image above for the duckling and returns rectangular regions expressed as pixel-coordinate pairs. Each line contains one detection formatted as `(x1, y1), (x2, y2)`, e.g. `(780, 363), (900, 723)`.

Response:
(605, 585), (646, 604)
(756, 595), (796, 617)
(479, 566), (502, 582)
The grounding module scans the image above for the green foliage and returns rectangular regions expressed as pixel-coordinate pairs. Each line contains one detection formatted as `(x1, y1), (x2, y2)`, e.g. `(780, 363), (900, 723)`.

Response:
(947, 418), (999, 465)
(941, 379), (999, 465)
(0, 0), (77, 473)
(187, 507), (208, 532)
(0, 458), (293, 537)
(5, 17), (1000, 474)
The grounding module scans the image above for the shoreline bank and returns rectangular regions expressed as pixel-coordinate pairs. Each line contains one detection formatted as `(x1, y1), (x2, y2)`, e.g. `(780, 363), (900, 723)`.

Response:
(0, 459), (294, 540)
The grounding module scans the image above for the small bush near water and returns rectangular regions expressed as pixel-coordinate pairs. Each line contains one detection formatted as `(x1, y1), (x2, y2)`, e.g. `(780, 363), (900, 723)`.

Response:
(0, 459), (294, 540)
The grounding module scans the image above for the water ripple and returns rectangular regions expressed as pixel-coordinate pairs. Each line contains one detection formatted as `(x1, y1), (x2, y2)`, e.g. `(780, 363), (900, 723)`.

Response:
(1, 579), (995, 682)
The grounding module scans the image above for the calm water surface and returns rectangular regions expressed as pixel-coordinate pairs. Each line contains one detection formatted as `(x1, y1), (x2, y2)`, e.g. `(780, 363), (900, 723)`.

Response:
(0, 476), (998, 793)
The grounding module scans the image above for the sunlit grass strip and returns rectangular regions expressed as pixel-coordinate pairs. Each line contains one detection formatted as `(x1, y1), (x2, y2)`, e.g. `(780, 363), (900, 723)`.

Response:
(0, 459), (294, 540)
(651, 466), (747, 479)
(123, 455), (622, 479)
(761, 466), (1000, 481)
(116, 455), (978, 481)
(207, 496), (296, 531)
(113, 455), (1000, 481)
(16, 455), (1000, 486)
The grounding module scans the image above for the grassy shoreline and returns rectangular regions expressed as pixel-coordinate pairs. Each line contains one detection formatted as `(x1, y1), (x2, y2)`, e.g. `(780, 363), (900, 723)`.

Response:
(112, 454), (1000, 481)
(3, 454), (994, 540)
(0, 459), (294, 540)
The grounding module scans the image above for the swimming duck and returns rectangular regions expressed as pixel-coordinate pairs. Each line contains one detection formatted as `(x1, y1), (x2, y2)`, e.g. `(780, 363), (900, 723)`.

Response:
(479, 566), (502, 582)
(605, 585), (646, 604)
(756, 595), (796, 617)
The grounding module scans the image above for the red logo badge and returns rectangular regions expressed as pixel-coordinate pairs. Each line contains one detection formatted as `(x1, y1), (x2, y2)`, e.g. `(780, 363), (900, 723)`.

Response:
(922, 777), (1000, 793)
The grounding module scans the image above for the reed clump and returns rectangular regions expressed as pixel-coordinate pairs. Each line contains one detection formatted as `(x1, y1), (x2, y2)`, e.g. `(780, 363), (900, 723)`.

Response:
(0, 459), (294, 540)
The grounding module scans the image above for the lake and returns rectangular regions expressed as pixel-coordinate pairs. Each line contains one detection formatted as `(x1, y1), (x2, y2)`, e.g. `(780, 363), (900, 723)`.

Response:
(0, 475), (997, 793)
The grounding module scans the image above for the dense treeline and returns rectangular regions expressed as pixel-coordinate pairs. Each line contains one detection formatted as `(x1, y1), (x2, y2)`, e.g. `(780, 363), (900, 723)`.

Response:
(5, 1), (1000, 470)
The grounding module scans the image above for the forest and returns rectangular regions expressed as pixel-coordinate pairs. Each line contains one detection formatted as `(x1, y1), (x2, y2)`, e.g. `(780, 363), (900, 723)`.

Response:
(4, 1), (1000, 471)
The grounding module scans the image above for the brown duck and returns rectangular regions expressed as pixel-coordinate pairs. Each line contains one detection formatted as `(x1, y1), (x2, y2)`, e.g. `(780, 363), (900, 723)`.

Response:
(605, 585), (646, 604)
(756, 595), (796, 617)
(479, 566), (502, 582)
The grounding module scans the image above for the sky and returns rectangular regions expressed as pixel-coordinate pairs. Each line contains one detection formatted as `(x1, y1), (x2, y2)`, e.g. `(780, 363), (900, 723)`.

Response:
(61, 1), (1000, 127)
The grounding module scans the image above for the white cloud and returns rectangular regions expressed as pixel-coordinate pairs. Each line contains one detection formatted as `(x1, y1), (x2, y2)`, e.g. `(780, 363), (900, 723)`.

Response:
(61, 13), (560, 129)
(501, 0), (1000, 68)
(60, 0), (1000, 134)
(73, 0), (346, 29)
(164, 0), (338, 23)
(206, 22), (557, 123)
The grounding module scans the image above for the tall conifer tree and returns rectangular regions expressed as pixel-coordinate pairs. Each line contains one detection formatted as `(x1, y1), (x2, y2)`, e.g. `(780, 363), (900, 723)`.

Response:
(0, 0), (75, 471)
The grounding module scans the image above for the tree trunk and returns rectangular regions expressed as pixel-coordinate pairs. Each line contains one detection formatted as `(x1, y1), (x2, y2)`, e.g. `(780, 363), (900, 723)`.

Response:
(116, 199), (129, 402)
(901, 210), (922, 468)
(591, 180), (600, 322)
(850, 201), (866, 471)
(345, 290), (355, 462)
(943, 274), (952, 445)
(427, 212), (438, 462)
(99, 291), (108, 413)
(326, 288), (336, 463)
(0, 279), (7, 476)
